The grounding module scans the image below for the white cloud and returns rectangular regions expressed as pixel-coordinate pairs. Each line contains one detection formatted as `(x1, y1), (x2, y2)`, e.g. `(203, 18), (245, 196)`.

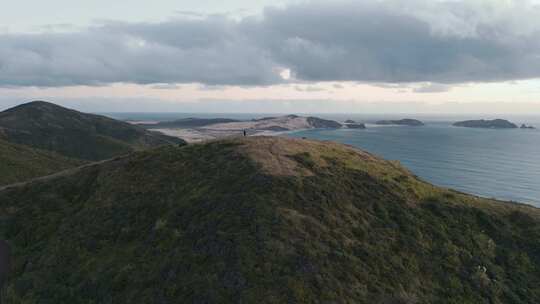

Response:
(413, 83), (452, 93)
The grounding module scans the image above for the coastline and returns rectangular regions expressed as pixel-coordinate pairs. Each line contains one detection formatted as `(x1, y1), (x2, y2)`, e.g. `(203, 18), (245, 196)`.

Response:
(153, 127), (311, 143)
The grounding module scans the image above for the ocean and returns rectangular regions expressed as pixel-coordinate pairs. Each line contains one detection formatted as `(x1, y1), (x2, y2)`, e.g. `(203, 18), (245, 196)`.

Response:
(105, 112), (540, 207)
(289, 115), (540, 207)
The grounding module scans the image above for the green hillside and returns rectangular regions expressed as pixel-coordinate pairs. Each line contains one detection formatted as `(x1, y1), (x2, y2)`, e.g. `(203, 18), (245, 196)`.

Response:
(1, 137), (539, 303)
(0, 139), (84, 186)
(0, 101), (185, 161)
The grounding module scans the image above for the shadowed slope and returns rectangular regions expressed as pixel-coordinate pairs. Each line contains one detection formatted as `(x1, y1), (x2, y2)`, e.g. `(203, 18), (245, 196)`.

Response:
(1, 137), (539, 303)
(0, 101), (185, 160)
(0, 139), (84, 186)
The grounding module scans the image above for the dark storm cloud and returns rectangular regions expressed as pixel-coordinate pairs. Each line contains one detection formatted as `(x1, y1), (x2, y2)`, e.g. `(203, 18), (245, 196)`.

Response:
(0, 17), (280, 87)
(254, 1), (540, 84)
(2, 0), (540, 87)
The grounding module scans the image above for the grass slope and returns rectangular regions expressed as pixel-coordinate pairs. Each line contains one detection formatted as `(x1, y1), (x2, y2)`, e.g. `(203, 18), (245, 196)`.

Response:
(1, 137), (539, 303)
(0, 139), (84, 186)
(0, 101), (185, 160)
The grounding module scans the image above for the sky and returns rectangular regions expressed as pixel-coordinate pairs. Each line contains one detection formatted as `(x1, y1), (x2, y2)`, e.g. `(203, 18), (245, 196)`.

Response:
(1, 0), (540, 114)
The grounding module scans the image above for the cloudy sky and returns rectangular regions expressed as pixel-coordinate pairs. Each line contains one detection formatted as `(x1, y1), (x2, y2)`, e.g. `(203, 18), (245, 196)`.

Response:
(2, 0), (540, 113)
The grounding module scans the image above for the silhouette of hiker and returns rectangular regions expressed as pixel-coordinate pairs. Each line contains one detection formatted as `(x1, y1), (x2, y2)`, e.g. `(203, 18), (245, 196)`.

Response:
(243, 130), (247, 137)
(0, 240), (9, 303)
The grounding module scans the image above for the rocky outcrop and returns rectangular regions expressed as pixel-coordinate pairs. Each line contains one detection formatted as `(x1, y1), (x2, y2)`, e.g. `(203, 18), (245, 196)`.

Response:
(521, 124), (536, 129)
(375, 119), (424, 126)
(346, 123), (366, 129)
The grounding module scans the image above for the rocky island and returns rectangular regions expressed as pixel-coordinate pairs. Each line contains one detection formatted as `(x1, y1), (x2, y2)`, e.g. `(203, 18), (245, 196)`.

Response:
(342, 120), (366, 129)
(521, 124), (536, 129)
(453, 119), (518, 129)
(375, 118), (424, 126)
(345, 123), (366, 129)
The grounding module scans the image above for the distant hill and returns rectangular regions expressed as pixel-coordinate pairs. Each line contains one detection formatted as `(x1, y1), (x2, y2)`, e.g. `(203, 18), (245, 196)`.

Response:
(0, 138), (83, 186)
(0, 101), (186, 160)
(521, 124), (536, 129)
(1, 136), (540, 303)
(376, 119), (425, 126)
(306, 116), (342, 128)
(453, 119), (518, 129)
(342, 120), (367, 129)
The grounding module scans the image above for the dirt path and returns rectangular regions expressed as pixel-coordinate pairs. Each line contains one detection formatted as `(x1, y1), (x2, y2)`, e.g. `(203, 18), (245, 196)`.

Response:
(0, 155), (128, 192)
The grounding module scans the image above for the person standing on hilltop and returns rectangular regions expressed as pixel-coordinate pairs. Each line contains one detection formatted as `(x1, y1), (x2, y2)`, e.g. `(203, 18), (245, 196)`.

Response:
(243, 130), (247, 137)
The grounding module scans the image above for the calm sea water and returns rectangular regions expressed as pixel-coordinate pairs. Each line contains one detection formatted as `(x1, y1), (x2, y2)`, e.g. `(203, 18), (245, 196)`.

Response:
(289, 116), (540, 207)
(104, 112), (540, 207)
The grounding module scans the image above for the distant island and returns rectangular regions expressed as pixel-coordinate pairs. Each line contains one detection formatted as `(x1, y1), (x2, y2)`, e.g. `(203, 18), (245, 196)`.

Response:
(453, 119), (518, 129)
(521, 124), (536, 129)
(375, 119), (425, 126)
(346, 123), (366, 129)
(342, 120), (366, 129)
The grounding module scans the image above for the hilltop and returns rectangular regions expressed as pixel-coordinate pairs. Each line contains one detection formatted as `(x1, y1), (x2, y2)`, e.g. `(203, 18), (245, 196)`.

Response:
(1, 136), (539, 303)
(0, 101), (186, 160)
(0, 139), (84, 186)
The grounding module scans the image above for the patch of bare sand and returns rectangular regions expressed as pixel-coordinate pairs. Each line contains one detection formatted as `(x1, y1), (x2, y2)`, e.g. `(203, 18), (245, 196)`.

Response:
(153, 128), (221, 143)
(150, 116), (332, 142)
(202, 116), (311, 131)
(152, 127), (296, 143)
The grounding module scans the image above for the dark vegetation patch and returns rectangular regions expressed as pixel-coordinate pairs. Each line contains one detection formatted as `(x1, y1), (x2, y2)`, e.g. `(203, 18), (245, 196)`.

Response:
(288, 152), (317, 171)
(0, 139), (84, 186)
(0, 137), (539, 303)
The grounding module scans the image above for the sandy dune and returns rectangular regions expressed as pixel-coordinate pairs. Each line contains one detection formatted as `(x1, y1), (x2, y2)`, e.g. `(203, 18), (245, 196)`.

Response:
(151, 115), (340, 143)
(203, 116), (311, 131)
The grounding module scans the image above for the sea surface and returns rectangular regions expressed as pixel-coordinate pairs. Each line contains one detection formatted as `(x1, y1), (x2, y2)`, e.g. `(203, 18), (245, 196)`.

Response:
(289, 115), (540, 207)
(104, 112), (540, 207)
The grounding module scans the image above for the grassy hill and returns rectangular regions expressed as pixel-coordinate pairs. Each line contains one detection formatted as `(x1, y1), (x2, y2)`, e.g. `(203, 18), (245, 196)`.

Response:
(1, 137), (539, 303)
(0, 101), (185, 161)
(0, 139), (84, 186)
